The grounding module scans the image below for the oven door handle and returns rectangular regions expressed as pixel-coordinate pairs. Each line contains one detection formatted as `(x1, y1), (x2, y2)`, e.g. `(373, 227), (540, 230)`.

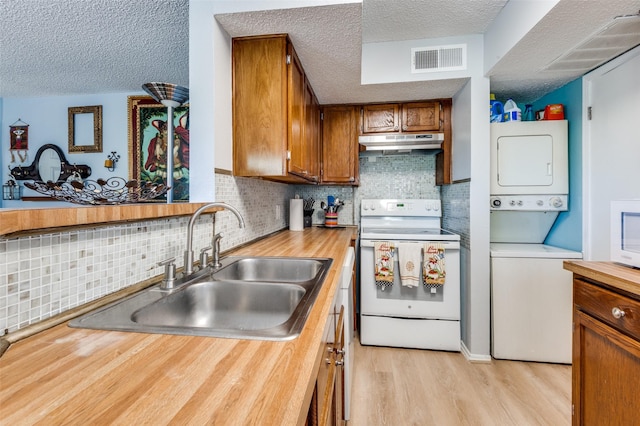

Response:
(360, 239), (460, 249)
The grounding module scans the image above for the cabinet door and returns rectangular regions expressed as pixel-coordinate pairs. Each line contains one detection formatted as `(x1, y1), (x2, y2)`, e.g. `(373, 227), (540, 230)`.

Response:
(573, 310), (640, 425)
(362, 104), (399, 133)
(232, 36), (288, 177)
(304, 78), (320, 182)
(287, 44), (306, 178)
(401, 101), (441, 132)
(321, 106), (358, 185)
(435, 99), (452, 185)
(334, 306), (345, 425)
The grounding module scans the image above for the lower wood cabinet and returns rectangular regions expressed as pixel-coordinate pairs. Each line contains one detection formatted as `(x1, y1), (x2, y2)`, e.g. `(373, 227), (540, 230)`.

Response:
(572, 274), (640, 425)
(307, 295), (345, 425)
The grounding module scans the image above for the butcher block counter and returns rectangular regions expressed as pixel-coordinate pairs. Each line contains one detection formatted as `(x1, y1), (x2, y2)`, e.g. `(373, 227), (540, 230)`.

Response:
(0, 226), (356, 425)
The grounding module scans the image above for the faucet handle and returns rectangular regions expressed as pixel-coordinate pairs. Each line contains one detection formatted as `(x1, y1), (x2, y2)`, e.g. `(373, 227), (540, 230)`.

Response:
(158, 258), (177, 289)
(199, 246), (213, 269)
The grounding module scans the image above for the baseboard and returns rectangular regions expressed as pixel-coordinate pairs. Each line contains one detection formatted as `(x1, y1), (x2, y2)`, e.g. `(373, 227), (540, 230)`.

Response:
(460, 340), (492, 363)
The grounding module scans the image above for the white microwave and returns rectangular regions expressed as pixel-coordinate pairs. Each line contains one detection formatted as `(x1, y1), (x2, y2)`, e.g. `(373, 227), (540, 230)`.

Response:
(611, 200), (640, 268)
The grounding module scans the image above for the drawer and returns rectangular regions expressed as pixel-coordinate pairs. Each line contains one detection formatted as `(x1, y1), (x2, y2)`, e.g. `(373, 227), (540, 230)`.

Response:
(574, 278), (640, 341)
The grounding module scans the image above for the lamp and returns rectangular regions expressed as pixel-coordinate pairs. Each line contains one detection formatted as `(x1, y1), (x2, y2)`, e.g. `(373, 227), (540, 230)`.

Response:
(104, 151), (120, 172)
(141, 82), (189, 203)
(3, 179), (21, 200)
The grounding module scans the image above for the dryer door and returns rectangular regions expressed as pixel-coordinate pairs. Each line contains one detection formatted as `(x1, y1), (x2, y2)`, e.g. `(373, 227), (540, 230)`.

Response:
(497, 134), (553, 187)
(490, 121), (568, 195)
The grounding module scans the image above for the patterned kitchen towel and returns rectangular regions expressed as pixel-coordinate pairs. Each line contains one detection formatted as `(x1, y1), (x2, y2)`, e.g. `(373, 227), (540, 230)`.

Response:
(423, 242), (446, 287)
(374, 241), (394, 289)
(397, 242), (421, 288)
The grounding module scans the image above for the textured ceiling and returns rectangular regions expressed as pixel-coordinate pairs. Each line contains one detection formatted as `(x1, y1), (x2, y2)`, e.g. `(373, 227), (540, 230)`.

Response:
(0, 0), (189, 98)
(361, 0), (506, 43)
(1, 0), (639, 104)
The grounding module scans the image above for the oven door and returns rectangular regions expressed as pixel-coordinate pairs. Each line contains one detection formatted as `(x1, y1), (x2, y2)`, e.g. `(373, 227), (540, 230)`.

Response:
(360, 239), (460, 320)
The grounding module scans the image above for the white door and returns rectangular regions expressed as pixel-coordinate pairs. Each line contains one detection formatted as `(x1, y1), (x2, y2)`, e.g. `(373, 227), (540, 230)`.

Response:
(583, 46), (640, 260)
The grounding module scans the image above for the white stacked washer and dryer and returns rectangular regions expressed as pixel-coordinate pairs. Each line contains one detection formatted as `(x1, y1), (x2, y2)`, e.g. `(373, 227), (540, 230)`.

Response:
(489, 121), (582, 364)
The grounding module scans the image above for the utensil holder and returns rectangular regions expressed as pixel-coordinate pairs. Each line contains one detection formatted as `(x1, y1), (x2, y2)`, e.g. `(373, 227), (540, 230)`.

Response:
(324, 212), (338, 227)
(303, 209), (314, 228)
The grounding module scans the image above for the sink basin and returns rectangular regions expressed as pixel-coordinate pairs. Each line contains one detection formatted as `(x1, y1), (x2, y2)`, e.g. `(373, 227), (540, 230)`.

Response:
(211, 257), (325, 282)
(131, 281), (306, 330)
(69, 256), (332, 341)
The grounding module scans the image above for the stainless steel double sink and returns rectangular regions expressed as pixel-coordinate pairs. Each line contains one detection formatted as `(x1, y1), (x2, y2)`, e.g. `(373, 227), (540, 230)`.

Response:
(69, 256), (332, 341)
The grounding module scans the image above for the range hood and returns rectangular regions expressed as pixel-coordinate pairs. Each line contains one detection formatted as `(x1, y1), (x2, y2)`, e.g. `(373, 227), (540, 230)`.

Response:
(359, 133), (444, 154)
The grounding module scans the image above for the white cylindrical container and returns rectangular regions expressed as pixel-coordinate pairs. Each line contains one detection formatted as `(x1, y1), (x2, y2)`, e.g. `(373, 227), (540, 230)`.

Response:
(289, 199), (304, 231)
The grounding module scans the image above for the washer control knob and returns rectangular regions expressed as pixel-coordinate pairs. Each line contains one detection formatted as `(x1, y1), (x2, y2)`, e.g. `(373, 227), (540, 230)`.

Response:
(490, 197), (501, 208)
(550, 197), (563, 208)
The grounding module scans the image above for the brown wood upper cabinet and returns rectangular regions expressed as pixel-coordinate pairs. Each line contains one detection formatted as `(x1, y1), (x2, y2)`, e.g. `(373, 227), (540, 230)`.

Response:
(321, 106), (359, 185)
(304, 78), (321, 183)
(361, 101), (441, 134)
(232, 34), (318, 183)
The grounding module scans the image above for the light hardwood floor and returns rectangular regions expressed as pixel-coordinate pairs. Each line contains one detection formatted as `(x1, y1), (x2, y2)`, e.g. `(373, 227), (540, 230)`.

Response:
(350, 338), (571, 425)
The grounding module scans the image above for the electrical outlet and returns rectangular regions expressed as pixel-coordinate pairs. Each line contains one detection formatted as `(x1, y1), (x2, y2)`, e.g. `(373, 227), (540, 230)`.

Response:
(275, 205), (281, 220)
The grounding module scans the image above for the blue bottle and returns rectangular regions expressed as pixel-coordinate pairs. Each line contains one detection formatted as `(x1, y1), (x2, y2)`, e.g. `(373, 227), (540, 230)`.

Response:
(523, 104), (534, 121)
(490, 97), (503, 123)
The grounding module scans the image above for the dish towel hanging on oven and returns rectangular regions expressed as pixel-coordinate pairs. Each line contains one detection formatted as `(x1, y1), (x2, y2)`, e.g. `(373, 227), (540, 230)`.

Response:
(397, 242), (421, 287)
(374, 241), (394, 289)
(423, 242), (446, 287)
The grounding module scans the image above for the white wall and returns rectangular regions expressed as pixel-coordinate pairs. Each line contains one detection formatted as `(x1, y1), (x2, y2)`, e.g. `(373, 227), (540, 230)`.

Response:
(582, 46), (640, 260)
(467, 76), (492, 359)
(452, 80), (472, 181)
(361, 34), (482, 85)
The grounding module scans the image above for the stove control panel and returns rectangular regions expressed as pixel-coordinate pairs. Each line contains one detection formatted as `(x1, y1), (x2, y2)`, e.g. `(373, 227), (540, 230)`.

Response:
(489, 195), (568, 211)
(361, 199), (442, 217)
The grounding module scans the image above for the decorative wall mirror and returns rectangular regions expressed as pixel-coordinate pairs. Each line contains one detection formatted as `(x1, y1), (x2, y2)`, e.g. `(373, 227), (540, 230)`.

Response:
(68, 105), (102, 153)
(10, 144), (91, 183)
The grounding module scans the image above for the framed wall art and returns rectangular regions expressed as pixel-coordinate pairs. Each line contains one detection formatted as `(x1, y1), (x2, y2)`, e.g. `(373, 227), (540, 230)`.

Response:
(68, 105), (103, 153)
(128, 96), (190, 202)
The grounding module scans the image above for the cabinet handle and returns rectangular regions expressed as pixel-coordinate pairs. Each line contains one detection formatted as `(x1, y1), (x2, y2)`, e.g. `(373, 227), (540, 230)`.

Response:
(612, 307), (626, 319)
(335, 347), (345, 355)
(335, 359), (344, 366)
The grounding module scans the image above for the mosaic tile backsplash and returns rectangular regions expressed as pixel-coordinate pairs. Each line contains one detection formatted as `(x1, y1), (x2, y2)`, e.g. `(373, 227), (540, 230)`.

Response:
(0, 175), (291, 335)
(0, 154), (471, 335)
(0, 218), (213, 335)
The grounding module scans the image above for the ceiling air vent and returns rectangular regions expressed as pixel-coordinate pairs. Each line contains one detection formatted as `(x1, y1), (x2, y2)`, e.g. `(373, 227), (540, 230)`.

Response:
(411, 44), (467, 73)
(543, 13), (640, 73)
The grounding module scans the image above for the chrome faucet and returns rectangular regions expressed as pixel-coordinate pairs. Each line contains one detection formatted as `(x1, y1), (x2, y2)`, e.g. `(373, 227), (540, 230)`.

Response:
(183, 202), (245, 276)
(212, 232), (224, 268)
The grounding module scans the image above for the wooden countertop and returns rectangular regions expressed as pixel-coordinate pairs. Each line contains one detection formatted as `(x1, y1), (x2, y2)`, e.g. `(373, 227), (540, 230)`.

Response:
(0, 203), (217, 237)
(564, 260), (640, 299)
(0, 227), (356, 425)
